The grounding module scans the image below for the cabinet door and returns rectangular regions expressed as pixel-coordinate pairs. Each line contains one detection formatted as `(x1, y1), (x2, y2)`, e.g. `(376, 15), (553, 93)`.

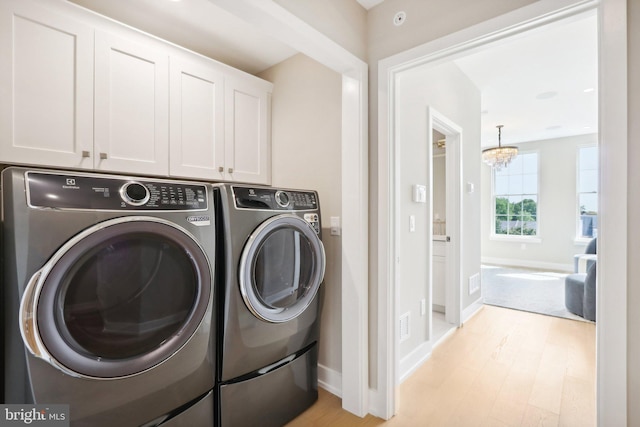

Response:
(0, 0), (93, 168)
(95, 31), (169, 176)
(169, 57), (224, 180)
(224, 76), (271, 185)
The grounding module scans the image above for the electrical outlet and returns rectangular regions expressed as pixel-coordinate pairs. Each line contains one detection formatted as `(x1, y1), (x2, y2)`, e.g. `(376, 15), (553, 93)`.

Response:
(420, 299), (426, 316)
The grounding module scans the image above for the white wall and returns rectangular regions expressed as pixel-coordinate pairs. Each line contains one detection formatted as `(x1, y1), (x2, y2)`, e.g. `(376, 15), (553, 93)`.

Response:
(396, 61), (481, 360)
(481, 134), (597, 271)
(258, 53), (343, 374)
(365, 0), (537, 389)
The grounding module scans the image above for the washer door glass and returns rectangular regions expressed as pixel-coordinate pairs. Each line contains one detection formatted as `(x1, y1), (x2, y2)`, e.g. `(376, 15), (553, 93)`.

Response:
(240, 215), (325, 323)
(31, 218), (211, 378)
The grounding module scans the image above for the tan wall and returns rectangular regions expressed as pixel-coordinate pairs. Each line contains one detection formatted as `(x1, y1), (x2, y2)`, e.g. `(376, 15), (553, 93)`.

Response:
(273, 0), (367, 61)
(258, 53), (343, 373)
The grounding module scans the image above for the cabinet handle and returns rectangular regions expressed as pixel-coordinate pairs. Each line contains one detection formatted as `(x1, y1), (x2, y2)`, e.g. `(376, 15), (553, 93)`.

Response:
(81, 150), (90, 158)
(218, 166), (224, 173)
(228, 167), (234, 174)
(99, 152), (108, 160)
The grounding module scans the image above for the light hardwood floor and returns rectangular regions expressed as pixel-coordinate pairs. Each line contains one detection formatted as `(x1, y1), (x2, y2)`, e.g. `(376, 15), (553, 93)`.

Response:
(286, 305), (595, 427)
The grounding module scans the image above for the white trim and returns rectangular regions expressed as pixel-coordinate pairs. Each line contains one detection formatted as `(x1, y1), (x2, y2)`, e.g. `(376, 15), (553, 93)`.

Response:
(489, 235), (543, 244)
(377, 0), (621, 420)
(398, 341), (432, 384)
(597, 0), (627, 424)
(575, 143), (599, 240)
(428, 108), (463, 327)
(462, 300), (484, 324)
(318, 364), (342, 397)
(481, 257), (573, 273)
(490, 150), (541, 240)
(367, 387), (384, 419)
(208, 0), (370, 418)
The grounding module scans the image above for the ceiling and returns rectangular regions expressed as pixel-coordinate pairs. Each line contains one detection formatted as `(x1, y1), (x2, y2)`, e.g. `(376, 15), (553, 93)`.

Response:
(68, 0), (298, 75)
(355, 0), (385, 10)
(454, 10), (598, 147)
(67, 1), (597, 147)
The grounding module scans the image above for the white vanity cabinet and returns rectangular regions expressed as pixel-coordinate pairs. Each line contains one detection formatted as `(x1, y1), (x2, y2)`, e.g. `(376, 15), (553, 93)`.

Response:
(432, 239), (448, 312)
(0, 0), (94, 169)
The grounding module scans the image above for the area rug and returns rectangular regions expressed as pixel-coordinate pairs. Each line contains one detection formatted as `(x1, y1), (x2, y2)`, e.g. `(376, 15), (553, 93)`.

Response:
(481, 265), (589, 322)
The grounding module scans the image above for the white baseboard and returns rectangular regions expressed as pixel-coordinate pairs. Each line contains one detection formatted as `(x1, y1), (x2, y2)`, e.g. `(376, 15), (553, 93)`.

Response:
(318, 365), (391, 421)
(318, 363), (342, 398)
(481, 256), (572, 273)
(398, 340), (433, 384)
(462, 299), (483, 323)
(367, 387), (385, 419)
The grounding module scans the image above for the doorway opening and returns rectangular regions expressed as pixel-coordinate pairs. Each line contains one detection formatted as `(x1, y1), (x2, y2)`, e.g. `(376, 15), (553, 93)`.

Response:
(376, 0), (627, 422)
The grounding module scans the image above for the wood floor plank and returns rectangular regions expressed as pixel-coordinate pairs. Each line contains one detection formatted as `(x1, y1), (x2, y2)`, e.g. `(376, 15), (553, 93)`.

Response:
(285, 306), (595, 427)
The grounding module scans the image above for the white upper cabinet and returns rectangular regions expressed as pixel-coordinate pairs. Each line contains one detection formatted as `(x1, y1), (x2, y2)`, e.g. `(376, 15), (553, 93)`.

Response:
(0, 0), (271, 184)
(170, 58), (272, 185)
(224, 76), (272, 185)
(94, 31), (169, 176)
(169, 56), (225, 181)
(0, 0), (94, 168)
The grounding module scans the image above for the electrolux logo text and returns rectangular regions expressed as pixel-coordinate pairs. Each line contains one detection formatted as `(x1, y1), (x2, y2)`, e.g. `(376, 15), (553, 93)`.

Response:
(0, 405), (69, 427)
(62, 178), (79, 190)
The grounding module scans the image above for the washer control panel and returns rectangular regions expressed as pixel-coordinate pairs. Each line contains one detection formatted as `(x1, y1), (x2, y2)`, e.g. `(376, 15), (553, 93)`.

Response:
(233, 186), (318, 211)
(26, 171), (208, 211)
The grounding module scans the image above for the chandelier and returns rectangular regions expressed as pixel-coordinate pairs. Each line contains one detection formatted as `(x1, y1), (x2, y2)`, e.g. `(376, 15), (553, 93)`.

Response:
(482, 125), (518, 170)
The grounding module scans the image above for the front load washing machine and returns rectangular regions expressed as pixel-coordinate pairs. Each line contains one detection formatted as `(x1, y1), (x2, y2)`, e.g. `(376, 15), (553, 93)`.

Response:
(1, 167), (216, 426)
(213, 184), (325, 427)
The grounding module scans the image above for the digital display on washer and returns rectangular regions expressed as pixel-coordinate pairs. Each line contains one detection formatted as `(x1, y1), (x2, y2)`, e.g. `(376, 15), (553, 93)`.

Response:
(233, 187), (318, 210)
(26, 172), (208, 211)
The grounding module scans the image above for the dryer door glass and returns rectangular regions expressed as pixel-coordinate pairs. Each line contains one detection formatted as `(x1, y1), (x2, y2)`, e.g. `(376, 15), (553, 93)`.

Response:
(33, 218), (211, 378)
(240, 215), (325, 323)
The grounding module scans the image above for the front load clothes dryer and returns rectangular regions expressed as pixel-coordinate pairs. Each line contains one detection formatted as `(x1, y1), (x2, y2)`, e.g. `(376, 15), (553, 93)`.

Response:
(213, 184), (325, 427)
(1, 167), (216, 426)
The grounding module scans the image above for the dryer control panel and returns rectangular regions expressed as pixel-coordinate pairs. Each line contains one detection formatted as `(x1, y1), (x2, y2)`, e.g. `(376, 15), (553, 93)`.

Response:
(26, 171), (208, 211)
(232, 186), (318, 211)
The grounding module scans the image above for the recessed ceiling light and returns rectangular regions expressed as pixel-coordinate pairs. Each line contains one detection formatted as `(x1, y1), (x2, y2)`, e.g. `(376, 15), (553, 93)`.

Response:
(536, 91), (558, 100)
(583, 88), (595, 93)
(546, 125), (562, 131)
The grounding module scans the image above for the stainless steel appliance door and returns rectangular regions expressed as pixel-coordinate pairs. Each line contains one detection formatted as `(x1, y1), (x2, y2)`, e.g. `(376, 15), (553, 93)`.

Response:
(20, 217), (212, 379)
(239, 214), (325, 323)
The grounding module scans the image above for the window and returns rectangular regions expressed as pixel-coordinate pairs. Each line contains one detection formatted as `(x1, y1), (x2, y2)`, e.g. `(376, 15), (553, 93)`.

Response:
(578, 145), (598, 238)
(493, 152), (538, 237)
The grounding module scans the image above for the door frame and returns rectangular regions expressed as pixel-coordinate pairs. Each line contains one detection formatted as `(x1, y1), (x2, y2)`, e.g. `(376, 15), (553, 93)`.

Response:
(377, 0), (627, 423)
(428, 107), (462, 327)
